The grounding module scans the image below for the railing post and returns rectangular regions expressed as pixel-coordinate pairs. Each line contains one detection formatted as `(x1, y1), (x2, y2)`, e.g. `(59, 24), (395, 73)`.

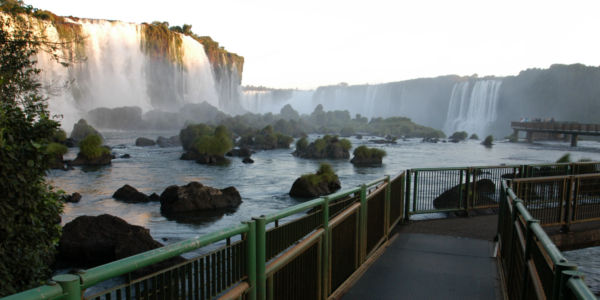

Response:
(404, 170), (411, 222)
(52, 274), (81, 300)
(254, 216), (267, 300)
(521, 219), (539, 300)
(554, 263), (578, 300)
(384, 175), (391, 236)
(245, 221), (257, 300)
(412, 171), (418, 213)
(321, 197), (330, 299)
(359, 184), (367, 263)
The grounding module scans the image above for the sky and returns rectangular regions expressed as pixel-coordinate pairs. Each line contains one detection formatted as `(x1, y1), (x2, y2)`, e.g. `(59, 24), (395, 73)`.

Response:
(26, 0), (600, 89)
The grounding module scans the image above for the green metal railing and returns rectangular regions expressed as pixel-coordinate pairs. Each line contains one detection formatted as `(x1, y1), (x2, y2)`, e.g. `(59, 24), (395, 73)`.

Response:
(4, 161), (599, 300)
(497, 180), (596, 299)
(512, 173), (600, 227)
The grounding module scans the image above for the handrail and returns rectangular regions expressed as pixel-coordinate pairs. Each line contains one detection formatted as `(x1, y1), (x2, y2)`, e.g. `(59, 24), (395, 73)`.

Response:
(499, 180), (596, 299)
(81, 223), (250, 288)
(1, 285), (64, 300)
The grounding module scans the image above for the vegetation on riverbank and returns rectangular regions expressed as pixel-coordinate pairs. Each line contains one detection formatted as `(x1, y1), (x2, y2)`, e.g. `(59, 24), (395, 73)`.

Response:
(0, 11), (64, 296)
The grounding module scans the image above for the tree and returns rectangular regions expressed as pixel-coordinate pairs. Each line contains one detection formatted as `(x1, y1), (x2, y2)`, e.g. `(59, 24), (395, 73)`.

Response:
(0, 16), (64, 296)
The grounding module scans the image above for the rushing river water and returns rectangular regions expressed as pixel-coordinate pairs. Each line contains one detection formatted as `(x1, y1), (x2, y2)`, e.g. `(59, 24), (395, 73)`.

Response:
(48, 131), (600, 292)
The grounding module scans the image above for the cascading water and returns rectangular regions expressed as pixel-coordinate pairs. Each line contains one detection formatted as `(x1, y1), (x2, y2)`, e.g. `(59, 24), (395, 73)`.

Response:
(443, 80), (502, 138)
(30, 17), (236, 129)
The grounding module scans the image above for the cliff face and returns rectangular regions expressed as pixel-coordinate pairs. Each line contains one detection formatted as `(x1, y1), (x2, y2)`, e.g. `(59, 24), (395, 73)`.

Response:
(0, 9), (245, 127)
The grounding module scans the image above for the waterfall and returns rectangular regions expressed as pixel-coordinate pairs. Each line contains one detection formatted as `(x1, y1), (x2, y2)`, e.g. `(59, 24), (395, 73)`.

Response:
(443, 80), (502, 138)
(30, 17), (236, 129)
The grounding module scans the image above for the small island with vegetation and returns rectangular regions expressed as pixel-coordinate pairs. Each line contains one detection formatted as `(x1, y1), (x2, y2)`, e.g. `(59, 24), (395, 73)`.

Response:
(293, 135), (351, 159)
(289, 163), (341, 198)
(71, 134), (112, 166)
(351, 146), (386, 166)
(237, 125), (293, 150)
(179, 124), (233, 164)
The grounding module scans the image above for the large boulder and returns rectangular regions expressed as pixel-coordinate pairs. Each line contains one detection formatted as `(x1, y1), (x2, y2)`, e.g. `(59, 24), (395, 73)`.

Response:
(69, 151), (112, 166)
(181, 152), (229, 165)
(160, 182), (242, 215)
(87, 106), (143, 130)
(433, 179), (496, 210)
(57, 214), (184, 269)
(135, 137), (156, 147)
(156, 135), (181, 148)
(113, 184), (151, 203)
(289, 176), (341, 198)
(70, 119), (102, 142)
(226, 147), (253, 157)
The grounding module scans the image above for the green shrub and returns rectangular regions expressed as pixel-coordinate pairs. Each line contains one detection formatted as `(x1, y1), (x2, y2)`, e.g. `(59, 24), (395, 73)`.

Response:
(79, 134), (108, 159)
(449, 131), (468, 141)
(46, 142), (68, 157)
(301, 163), (338, 186)
(52, 128), (67, 143)
(339, 138), (352, 151)
(190, 125), (233, 156)
(482, 135), (494, 146)
(0, 16), (63, 296)
(353, 145), (386, 159)
(296, 137), (308, 152)
(469, 134), (479, 140)
(180, 123), (213, 151)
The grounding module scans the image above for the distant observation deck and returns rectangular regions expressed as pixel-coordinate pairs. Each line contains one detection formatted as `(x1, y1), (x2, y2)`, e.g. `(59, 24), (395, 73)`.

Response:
(511, 121), (600, 146)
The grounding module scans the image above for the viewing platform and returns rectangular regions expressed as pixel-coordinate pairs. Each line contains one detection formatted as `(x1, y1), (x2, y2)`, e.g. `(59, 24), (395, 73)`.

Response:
(3, 162), (600, 300)
(511, 121), (600, 146)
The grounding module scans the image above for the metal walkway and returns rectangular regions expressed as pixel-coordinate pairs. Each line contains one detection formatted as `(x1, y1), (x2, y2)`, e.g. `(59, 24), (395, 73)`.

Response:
(343, 233), (503, 300)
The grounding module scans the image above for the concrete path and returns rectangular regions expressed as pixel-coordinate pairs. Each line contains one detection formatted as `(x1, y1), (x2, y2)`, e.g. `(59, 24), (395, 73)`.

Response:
(343, 233), (503, 300)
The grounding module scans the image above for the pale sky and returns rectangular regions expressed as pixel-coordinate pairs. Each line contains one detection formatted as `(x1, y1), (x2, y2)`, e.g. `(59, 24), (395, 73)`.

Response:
(26, 0), (600, 89)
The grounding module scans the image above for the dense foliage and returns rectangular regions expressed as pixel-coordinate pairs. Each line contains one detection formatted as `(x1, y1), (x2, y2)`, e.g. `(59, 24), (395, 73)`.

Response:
(301, 163), (339, 186)
(78, 134), (108, 159)
(180, 124), (233, 156)
(0, 14), (63, 296)
(353, 145), (387, 160)
(238, 125), (293, 150)
(293, 135), (351, 159)
(449, 131), (468, 142)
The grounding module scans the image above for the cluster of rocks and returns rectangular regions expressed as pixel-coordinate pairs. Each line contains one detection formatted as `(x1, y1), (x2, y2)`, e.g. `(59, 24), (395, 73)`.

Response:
(135, 135), (181, 148)
(226, 147), (254, 164)
(112, 182), (242, 215)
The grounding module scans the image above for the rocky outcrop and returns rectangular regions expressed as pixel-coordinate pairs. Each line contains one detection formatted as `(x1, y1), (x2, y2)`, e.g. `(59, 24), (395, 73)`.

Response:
(57, 214), (184, 270)
(62, 192), (81, 203)
(113, 185), (153, 203)
(242, 157), (254, 164)
(433, 179), (496, 210)
(226, 148), (253, 158)
(87, 106), (143, 130)
(180, 152), (229, 165)
(289, 176), (341, 198)
(135, 137), (156, 146)
(293, 136), (351, 159)
(156, 135), (181, 147)
(70, 119), (102, 142)
(69, 152), (112, 166)
(160, 182), (242, 215)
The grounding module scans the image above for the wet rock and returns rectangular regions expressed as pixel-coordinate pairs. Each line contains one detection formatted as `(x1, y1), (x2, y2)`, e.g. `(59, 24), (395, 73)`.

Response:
(57, 214), (185, 272)
(63, 192), (81, 203)
(120, 154), (131, 159)
(70, 119), (102, 143)
(242, 157), (254, 164)
(289, 176), (341, 198)
(70, 152), (112, 166)
(160, 182), (242, 215)
(156, 135), (181, 148)
(433, 179), (496, 210)
(135, 137), (156, 147)
(226, 147), (253, 157)
(113, 184), (149, 203)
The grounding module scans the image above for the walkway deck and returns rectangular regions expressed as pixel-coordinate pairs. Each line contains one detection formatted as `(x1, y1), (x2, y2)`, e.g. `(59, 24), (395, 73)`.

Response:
(343, 233), (503, 300)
